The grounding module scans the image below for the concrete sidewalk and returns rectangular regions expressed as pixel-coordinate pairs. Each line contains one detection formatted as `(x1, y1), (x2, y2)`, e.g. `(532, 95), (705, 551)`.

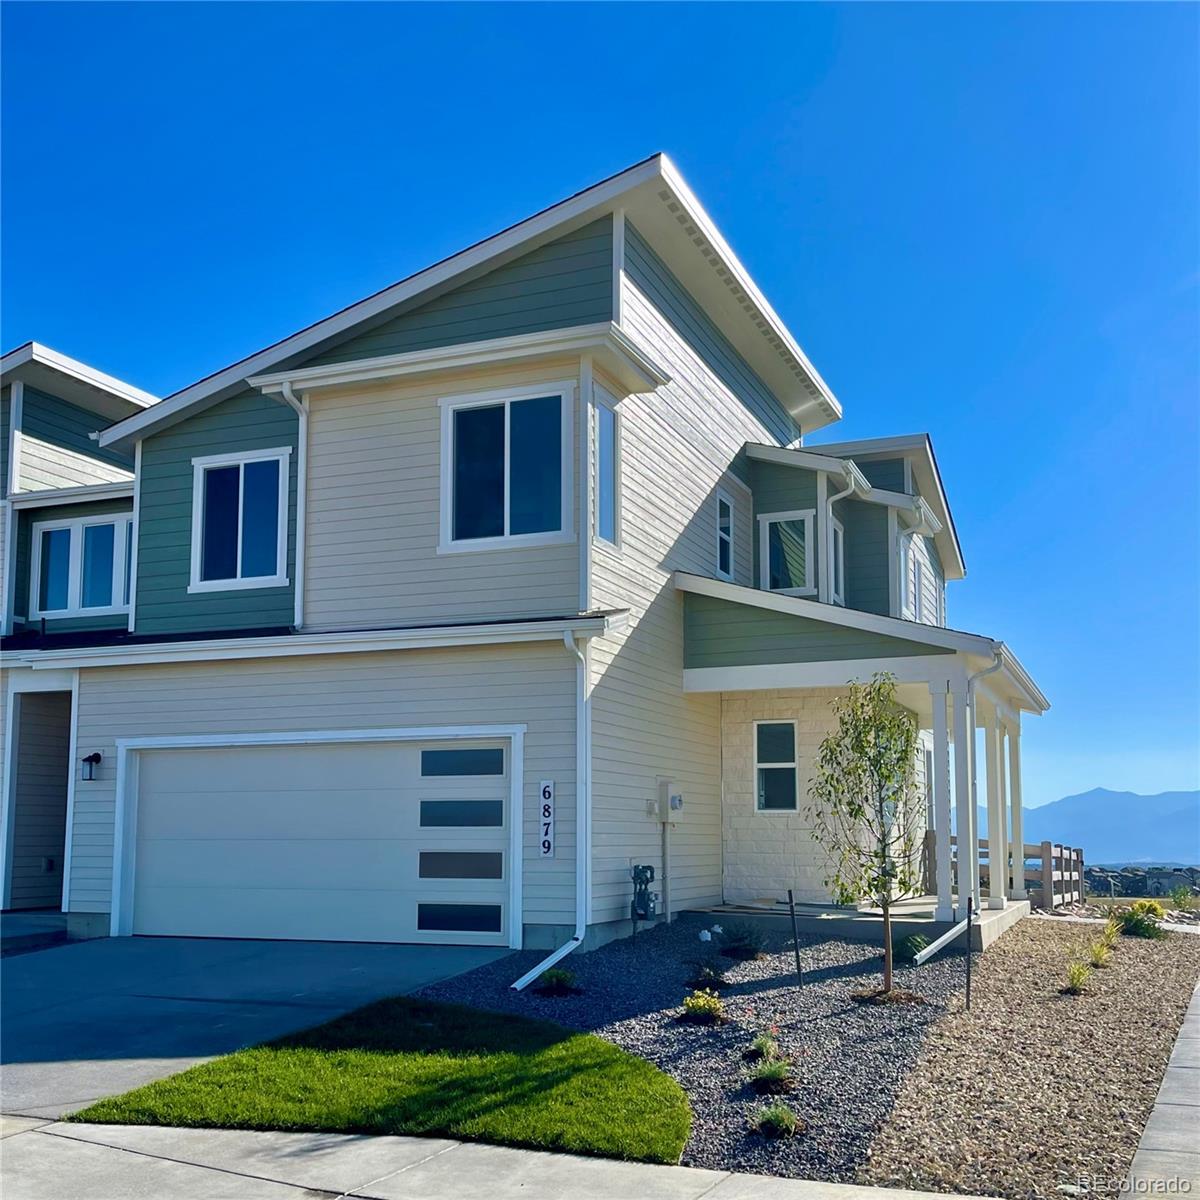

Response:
(1126, 980), (1200, 1191)
(1, 1121), (988, 1200)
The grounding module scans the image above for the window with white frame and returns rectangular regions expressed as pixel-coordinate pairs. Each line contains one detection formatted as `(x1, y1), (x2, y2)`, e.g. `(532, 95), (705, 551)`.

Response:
(754, 720), (798, 811)
(831, 516), (846, 605)
(30, 513), (133, 618)
(595, 397), (619, 546)
(440, 385), (572, 551)
(190, 448), (290, 592)
(912, 556), (925, 622)
(716, 489), (734, 580)
(758, 509), (815, 596)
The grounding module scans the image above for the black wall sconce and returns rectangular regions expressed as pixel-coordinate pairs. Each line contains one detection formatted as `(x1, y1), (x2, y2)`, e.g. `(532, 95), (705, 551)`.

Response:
(81, 752), (102, 781)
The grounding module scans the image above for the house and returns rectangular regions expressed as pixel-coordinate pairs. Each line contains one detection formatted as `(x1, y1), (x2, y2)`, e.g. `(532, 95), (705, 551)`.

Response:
(1, 155), (1048, 969)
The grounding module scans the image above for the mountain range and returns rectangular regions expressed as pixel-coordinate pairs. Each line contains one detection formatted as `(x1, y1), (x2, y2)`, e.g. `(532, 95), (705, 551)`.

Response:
(974, 788), (1199, 867)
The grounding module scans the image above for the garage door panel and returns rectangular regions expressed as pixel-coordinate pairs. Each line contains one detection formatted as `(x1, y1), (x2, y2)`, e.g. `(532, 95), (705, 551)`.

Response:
(131, 738), (511, 946)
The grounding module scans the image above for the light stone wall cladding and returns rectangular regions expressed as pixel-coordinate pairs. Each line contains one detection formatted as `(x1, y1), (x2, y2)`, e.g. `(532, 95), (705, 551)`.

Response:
(720, 688), (928, 905)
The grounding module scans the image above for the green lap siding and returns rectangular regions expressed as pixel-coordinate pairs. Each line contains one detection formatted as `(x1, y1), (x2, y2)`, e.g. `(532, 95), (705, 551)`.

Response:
(683, 592), (951, 669)
(22, 388), (133, 471)
(624, 220), (798, 447)
(857, 458), (906, 493)
(837, 498), (891, 616)
(306, 219), (614, 367)
(12, 498), (134, 630)
(135, 391), (297, 635)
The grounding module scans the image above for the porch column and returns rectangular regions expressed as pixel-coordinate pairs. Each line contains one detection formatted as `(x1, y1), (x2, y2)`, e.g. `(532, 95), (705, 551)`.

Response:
(984, 710), (1007, 909)
(1007, 716), (1027, 899)
(951, 686), (976, 921)
(929, 681), (954, 921)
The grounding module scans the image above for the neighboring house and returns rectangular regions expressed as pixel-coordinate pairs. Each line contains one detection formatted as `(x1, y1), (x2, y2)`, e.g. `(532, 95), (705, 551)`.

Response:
(1, 155), (1048, 963)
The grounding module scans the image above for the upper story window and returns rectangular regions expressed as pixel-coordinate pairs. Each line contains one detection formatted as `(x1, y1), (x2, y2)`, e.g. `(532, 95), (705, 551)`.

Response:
(758, 509), (815, 597)
(912, 557), (925, 622)
(716, 489), (734, 581)
(439, 384), (573, 553)
(189, 448), (290, 594)
(595, 397), (619, 546)
(31, 514), (132, 618)
(831, 516), (846, 606)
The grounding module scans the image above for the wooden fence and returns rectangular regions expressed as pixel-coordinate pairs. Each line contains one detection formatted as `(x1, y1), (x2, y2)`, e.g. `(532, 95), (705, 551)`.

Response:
(925, 834), (1085, 909)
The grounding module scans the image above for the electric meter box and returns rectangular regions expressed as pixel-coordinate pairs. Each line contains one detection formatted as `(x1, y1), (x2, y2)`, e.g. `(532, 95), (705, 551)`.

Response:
(657, 779), (684, 821)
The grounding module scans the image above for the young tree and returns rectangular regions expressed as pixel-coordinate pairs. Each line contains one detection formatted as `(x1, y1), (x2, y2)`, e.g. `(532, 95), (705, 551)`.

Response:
(807, 673), (923, 995)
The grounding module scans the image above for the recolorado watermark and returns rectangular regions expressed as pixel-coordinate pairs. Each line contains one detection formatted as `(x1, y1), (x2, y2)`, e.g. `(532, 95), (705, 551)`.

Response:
(1072, 1177), (1193, 1195)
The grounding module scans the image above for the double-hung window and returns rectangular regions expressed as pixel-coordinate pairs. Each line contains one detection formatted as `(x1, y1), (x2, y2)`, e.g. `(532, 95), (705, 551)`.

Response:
(758, 509), (816, 596)
(831, 516), (846, 605)
(189, 448), (290, 592)
(31, 514), (133, 618)
(440, 384), (573, 552)
(716, 490), (734, 580)
(595, 396), (620, 546)
(754, 720), (798, 811)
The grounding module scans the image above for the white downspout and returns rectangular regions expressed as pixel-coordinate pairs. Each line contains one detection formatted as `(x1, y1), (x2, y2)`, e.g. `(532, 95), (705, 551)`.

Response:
(966, 650), (1004, 912)
(280, 383), (308, 630)
(511, 629), (591, 989)
(825, 467), (856, 603)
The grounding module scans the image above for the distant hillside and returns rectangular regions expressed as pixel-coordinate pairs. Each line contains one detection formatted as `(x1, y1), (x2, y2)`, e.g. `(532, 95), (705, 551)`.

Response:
(975, 788), (1199, 866)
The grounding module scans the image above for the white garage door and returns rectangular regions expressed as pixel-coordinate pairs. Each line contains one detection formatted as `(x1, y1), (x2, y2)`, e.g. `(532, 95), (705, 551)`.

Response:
(131, 738), (512, 946)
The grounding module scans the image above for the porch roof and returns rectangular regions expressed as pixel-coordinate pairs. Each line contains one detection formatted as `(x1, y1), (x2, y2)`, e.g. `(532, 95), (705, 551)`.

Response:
(675, 573), (1049, 716)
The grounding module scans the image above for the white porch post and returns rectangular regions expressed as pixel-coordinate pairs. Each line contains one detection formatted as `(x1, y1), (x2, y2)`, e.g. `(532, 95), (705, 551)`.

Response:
(951, 685), (975, 921)
(930, 681), (953, 921)
(1008, 716), (1027, 899)
(984, 709), (1007, 909)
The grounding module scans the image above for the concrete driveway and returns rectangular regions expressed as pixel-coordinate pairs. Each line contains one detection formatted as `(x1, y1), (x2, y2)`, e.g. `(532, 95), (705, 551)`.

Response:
(0, 936), (510, 1119)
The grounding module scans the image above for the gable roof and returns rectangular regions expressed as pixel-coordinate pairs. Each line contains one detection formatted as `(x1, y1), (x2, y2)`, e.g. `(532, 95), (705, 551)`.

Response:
(0, 342), (158, 422)
(804, 432), (965, 580)
(97, 153), (841, 449)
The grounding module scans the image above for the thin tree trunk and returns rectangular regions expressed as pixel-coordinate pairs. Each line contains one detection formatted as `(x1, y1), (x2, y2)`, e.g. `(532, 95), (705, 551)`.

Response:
(882, 897), (893, 993)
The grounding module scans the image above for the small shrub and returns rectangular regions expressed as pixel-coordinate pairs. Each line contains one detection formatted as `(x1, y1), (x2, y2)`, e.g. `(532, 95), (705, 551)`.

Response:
(1131, 898), (1167, 919)
(744, 1030), (781, 1062)
(719, 923), (768, 961)
(1087, 940), (1111, 969)
(1101, 916), (1121, 948)
(1119, 906), (1168, 940)
(748, 1057), (793, 1094)
(533, 968), (581, 997)
(1170, 885), (1196, 912)
(680, 988), (726, 1024)
(686, 959), (729, 990)
(754, 1102), (801, 1138)
(1061, 960), (1092, 995)
(892, 933), (930, 964)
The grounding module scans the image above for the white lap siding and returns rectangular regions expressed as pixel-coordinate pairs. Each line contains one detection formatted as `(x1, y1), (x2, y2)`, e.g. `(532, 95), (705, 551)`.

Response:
(67, 643), (577, 934)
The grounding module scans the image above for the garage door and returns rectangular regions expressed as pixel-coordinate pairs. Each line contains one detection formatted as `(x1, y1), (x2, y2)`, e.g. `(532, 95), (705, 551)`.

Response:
(130, 738), (512, 946)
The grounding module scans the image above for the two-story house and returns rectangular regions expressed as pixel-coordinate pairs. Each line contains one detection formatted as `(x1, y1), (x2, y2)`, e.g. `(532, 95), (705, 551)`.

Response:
(1, 155), (1048, 976)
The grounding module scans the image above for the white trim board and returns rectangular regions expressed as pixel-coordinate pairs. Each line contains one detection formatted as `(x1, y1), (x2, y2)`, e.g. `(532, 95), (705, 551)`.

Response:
(9, 481), (135, 510)
(108, 724), (528, 949)
(684, 656), (969, 693)
(0, 342), (158, 414)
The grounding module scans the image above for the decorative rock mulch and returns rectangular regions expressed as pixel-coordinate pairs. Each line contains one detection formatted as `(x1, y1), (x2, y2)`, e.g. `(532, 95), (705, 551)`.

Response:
(862, 918), (1200, 1199)
(420, 915), (966, 1181)
(1039, 900), (1200, 927)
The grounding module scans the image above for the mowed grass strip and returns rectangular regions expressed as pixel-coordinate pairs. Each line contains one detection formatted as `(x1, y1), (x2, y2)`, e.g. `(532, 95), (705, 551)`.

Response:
(70, 996), (690, 1164)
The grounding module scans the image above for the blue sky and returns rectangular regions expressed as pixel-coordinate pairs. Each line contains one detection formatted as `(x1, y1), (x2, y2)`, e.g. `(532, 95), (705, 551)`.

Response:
(2, 3), (1196, 807)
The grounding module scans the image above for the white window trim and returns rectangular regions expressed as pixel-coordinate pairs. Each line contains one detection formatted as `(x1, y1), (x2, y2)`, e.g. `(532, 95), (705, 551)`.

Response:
(757, 508), (816, 597)
(593, 389), (622, 550)
(188, 447), (291, 594)
(753, 718), (799, 813)
(913, 556), (925, 624)
(900, 531), (913, 618)
(715, 488), (734, 581)
(831, 515), (846, 606)
(438, 382), (576, 555)
(29, 512), (133, 619)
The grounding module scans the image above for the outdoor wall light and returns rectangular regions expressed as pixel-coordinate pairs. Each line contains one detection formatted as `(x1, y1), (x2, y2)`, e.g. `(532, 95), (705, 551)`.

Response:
(81, 752), (102, 781)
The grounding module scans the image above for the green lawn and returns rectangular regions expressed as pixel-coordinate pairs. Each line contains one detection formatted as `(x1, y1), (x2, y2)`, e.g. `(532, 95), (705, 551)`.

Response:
(70, 996), (691, 1164)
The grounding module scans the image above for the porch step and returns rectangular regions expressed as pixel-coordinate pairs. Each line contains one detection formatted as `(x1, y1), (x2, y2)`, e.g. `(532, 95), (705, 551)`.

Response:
(0, 929), (69, 957)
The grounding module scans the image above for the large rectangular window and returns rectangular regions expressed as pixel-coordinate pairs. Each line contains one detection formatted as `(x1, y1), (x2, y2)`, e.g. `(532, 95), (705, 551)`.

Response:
(441, 386), (572, 551)
(190, 449), (290, 593)
(758, 509), (815, 596)
(755, 720), (798, 812)
(31, 514), (132, 619)
(595, 400), (618, 545)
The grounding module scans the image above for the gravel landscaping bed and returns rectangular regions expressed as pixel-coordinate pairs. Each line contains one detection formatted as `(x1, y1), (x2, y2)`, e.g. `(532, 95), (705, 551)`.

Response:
(863, 918), (1200, 1199)
(420, 914), (966, 1180)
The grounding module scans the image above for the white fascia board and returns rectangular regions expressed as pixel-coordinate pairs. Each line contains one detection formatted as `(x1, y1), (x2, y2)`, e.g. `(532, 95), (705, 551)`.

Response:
(0, 343), (158, 409)
(673, 571), (996, 656)
(745, 443), (854, 476)
(17, 613), (625, 671)
(997, 645), (1050, 714)
(250, 324), (670, 399)
(97, 157), (670, 449)
(10, 481), (135, 510)
(805, 433), (928, 459)
(683, 655), (967, 693)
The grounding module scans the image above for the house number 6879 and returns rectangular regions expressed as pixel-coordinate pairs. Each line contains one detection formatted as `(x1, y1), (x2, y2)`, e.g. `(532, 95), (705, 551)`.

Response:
(539, 781), (555, 857)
